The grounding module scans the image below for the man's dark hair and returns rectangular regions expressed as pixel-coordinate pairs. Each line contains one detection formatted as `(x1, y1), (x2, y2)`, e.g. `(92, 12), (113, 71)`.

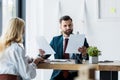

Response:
(59, 15), (72, 23)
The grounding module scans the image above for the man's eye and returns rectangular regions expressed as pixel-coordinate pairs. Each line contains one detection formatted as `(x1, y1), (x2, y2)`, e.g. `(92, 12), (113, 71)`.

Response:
(69, 24), (72, 27)
(64, 25), (67, 27)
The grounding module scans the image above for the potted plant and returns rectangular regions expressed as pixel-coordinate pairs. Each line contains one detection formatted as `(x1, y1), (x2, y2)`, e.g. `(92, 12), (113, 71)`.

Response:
(87, 46), (101, 64)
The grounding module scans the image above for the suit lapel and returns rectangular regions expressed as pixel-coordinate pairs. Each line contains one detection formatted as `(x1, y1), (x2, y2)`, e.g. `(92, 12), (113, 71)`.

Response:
(57, 35), (63, 58)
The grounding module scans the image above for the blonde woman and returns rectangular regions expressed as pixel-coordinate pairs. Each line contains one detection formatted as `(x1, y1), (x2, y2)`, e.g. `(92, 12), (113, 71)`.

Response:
(0, 18), (44, 80)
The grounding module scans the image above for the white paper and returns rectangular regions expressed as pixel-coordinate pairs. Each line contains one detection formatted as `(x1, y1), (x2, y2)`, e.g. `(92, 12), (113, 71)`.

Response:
(65, 34), (85, 53)
(36, 36), (55, 54)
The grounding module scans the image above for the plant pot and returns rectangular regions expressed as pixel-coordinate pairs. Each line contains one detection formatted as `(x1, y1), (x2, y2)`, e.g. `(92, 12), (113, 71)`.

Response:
(89, 56), (98, 64)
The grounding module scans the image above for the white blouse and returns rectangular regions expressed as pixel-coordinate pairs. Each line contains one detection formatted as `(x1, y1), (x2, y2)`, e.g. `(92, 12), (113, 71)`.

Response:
(0, 42), (36, 80)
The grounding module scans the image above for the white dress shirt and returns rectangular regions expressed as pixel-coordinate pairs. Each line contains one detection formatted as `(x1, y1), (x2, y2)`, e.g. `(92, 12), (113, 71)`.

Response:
(0, 42), (36, 80)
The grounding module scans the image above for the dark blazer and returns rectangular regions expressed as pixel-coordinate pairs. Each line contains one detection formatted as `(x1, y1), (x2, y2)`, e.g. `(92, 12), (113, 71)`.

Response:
(50, 35), (89, 80)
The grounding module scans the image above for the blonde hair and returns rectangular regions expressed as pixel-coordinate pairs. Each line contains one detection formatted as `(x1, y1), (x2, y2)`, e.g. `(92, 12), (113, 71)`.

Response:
(0, 17), (25, 52)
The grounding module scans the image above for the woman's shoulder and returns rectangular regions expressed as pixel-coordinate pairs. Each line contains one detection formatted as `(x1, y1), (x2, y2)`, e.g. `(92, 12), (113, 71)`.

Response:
(9, 42), (23, 51)
(8, 42), (24, 56)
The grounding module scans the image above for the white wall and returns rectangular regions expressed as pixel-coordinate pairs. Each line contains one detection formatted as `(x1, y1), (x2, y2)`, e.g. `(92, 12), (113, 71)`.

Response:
(86, 0), (120, 61)
(26, 0), (120, 80)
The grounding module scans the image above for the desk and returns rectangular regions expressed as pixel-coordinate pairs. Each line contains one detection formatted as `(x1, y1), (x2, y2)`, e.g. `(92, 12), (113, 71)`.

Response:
(98, 62), (120, 71)
(37, 60), (120, 71)
(37, 60), (120, 80)
(37, 63), (97, 70)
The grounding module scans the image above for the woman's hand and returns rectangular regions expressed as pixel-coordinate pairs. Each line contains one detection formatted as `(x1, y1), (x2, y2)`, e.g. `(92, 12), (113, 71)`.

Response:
(39, 49), (45, 57)
(33, 57), (44, 65)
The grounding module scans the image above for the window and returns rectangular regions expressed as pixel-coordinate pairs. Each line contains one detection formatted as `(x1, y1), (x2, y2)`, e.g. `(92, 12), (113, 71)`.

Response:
(2, 0), (16, 33)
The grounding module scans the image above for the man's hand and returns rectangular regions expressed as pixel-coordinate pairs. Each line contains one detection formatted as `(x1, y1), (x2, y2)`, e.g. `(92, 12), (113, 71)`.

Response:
(78, 46), (87, 56)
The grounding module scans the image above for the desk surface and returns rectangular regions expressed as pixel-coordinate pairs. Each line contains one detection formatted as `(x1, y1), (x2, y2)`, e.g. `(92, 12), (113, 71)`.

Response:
(37, 60), (120, 71)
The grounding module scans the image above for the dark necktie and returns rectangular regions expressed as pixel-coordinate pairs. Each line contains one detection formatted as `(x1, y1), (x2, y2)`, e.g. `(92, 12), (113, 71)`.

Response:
(63, 38), (69, 79)
(63, 38), (69, 59)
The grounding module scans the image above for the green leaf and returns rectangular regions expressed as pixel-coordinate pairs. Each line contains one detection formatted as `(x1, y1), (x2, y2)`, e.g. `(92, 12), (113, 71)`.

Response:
(87, 46), (101, 57)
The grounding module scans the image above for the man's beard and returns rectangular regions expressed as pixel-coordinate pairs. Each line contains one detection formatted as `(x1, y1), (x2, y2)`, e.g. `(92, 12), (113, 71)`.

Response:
(64, 29), (73, 36)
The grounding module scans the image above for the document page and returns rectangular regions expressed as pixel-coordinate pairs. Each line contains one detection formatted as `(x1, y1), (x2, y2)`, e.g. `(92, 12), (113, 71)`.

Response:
(65, 34), (85, 53)
(36, 36), (55, 54)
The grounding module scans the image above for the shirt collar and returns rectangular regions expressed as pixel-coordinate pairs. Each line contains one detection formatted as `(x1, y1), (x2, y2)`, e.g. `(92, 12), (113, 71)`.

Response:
(63, 36), (69, 40)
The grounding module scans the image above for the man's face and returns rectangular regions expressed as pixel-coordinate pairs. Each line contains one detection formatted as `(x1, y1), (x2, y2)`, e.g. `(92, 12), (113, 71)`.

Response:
(60, 20), (73, 36)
